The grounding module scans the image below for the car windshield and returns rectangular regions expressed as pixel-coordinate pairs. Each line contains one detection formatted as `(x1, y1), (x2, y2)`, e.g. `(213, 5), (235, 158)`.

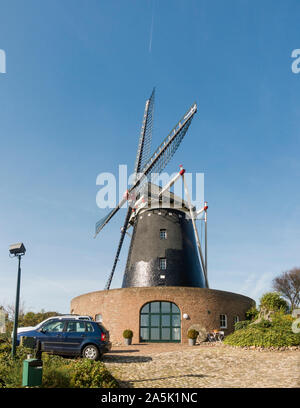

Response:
(35, 319), (52, 329)
(42, 320), (65, 333)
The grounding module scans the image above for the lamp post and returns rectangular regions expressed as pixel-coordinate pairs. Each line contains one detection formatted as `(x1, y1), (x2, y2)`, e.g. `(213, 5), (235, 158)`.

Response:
(204, 202), (208, 277)
(9, 243), (26, 358)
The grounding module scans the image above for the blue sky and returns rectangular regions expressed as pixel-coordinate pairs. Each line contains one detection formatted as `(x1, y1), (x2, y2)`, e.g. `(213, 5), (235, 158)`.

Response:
(0, 0), (299, 313)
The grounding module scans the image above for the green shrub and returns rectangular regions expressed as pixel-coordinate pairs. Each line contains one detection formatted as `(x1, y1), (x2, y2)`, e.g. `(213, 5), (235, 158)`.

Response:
(0, 335), (118, 389)
(0, 349), (118, 388)
(234, 320), (251, 331)
(42, 354), (118, 388)
(70, 359), (118, 388)
(0, 333), (10, 344)
(123, 329), (133, 339)
(42, 366), (71, 388)
(259, 292), (288, 312)
(0, 343), (32, 361)
(0, 343), (37, 388)
(43, 362), (71, 387)
(0, 359), (23, 388)
(0, 343), (12, 354)
(187, 329), (199, 339)
(40, 354), (72, 388)
(245, 306), (259, 321)
(254, 319), (272, 329)
(224, 313), (300, 347)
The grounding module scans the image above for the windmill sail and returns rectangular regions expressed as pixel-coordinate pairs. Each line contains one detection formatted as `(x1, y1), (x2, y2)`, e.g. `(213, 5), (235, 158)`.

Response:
(134, 87), (155, 176)
(132, 103), (197, 195)
(95, 102), (197, 237)
(104, 206), (132, 290)
(104, 89), (155, 289)
(94, 206), (125, 239)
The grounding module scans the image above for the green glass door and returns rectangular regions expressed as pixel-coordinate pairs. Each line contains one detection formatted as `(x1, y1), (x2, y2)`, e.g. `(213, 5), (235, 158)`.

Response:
(140, 301), (181, 342)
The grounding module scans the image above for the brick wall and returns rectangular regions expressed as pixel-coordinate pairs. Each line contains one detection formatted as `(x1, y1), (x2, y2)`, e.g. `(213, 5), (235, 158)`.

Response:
(71, 287), (255, 345)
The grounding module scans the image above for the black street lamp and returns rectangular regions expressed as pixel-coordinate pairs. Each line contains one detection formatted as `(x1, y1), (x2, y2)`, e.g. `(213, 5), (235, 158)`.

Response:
(9, 243), (26, 358)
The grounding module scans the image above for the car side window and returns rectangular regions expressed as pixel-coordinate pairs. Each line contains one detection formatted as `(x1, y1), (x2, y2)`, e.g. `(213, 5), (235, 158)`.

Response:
(86, 322), (94, 332)
(66, 321), (86, 333)
(98, 323), (107, 333)
(42, 321), (65, 333)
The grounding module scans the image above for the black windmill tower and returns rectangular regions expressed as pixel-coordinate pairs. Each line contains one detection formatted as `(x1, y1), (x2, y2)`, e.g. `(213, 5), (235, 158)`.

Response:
(95, 89), (208, 290)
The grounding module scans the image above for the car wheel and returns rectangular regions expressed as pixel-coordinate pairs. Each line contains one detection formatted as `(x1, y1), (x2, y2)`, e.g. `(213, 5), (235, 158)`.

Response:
(82, 345), (100, 361)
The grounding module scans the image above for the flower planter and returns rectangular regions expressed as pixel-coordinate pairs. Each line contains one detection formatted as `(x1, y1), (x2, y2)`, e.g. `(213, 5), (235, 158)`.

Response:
(188, 338), (196, 346)
(124, 338), (132, 345)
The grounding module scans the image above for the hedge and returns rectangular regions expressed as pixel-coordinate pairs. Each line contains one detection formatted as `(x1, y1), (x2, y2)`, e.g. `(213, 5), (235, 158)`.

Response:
(225, 313), (300, 347)
(0, 344), (118, 388)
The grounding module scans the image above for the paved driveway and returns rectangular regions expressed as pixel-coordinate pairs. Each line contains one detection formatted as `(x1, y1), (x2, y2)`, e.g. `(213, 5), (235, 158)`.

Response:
(103, 343), (300, 388)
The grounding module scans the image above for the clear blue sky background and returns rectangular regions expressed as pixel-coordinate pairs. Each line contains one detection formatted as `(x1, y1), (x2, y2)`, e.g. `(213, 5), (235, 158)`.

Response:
(0, 0), (299, 313)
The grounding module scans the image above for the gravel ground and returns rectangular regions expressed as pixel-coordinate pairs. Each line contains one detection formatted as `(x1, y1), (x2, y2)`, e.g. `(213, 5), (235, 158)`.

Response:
(102, 343), (300, 388)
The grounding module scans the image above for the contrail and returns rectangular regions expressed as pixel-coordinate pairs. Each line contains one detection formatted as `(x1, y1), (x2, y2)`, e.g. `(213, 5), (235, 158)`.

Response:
(149, 1), (155, 53)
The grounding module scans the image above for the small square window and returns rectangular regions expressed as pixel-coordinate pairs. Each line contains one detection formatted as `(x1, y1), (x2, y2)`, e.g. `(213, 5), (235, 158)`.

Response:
(159, 258), (167, 270)
(160, 229), (167, 239)
(220, 314), (227, 329)
(234, 316), (239, 324)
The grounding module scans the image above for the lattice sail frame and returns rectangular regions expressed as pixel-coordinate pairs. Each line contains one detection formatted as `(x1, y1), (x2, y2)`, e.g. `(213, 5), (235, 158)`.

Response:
(134, 88), (155, 177)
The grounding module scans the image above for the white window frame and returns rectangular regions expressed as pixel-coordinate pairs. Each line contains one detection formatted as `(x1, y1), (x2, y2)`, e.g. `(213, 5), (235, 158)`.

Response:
(220, 314), (227, 329)
(234, 315), (239, 324)
(160, 229), (167, 239)
(159, 258), (167, 270)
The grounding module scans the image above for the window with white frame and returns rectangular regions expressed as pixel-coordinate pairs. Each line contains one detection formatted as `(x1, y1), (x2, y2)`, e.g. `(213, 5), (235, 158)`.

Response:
(220, 314), (227, 329)
(160, 229), (167, 239)
(159, 258), (167, 270)
(234, 315), (239, 324)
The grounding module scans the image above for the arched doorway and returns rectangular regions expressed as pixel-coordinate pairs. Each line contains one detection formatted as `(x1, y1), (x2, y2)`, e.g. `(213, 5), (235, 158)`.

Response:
(140, 301), (181, 342)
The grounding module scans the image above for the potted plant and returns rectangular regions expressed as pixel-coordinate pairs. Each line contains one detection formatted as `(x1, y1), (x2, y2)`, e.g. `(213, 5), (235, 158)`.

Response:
(187, 329), (199, 346)
(123, 329), (133, 345)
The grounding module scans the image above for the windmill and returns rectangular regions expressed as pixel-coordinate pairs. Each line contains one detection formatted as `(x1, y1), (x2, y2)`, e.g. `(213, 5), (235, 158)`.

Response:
(95, 89), (208, 289)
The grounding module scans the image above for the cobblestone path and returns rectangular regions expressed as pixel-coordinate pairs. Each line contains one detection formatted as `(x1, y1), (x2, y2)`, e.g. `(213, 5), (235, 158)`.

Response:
(103, 343), (300, 388)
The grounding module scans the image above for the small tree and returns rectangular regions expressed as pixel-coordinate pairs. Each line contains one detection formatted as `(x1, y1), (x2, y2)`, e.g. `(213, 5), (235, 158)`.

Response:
(4, 301), (26, 322)
(272, 268), (300, 311)
(245, 306), (259, 321)
(21, 311), (58, 327)
(259, 292), (288, 312)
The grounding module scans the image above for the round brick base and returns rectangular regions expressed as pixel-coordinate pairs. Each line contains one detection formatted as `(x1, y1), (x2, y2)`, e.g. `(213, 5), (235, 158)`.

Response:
(71, 287), (255, 345)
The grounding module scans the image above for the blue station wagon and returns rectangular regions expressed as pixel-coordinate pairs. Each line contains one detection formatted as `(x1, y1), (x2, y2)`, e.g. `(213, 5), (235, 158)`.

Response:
(17, 318), (111, 360)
